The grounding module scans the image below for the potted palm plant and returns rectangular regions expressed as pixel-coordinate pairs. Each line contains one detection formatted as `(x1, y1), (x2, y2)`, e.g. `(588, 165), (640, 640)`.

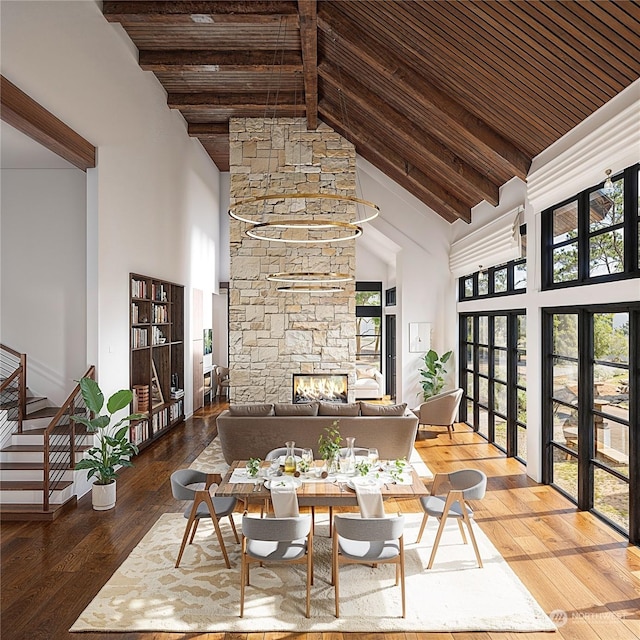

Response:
(71, 377), (145, 510)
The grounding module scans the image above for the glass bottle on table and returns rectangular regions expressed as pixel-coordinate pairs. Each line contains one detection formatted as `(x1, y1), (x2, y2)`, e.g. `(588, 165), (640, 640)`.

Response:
(344, 436), (356, 475)
(284, 441), (297, 475)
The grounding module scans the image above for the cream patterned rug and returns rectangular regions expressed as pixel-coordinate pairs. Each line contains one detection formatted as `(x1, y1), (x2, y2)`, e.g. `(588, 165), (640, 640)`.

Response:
(70, 513), (555, 633)
(189, 436), (434, 479)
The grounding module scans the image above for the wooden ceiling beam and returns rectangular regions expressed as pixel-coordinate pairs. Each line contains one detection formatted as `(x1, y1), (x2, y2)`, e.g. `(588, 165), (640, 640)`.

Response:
(297, 0), (318, 130)
(187, 122), (230, 138)
(319, 64), (499, 207)
(0, 75), (95, 172)
(319, 100), (469, 223)
(167, 91), (304, 112)
(318, 11), (530, 182)
(139, 49), (302, 72)
(103, 1), (299, 23)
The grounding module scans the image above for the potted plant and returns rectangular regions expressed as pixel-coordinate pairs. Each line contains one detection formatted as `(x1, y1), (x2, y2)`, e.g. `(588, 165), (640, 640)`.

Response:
(317, 420), (342, 474)
(71, 377), (145, 510)
(419, 349), (453, 400)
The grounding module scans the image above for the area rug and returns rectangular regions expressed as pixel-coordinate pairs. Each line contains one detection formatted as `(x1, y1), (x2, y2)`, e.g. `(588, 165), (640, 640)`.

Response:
(189, 436), (434, 479)
(70, 513), (556, 633)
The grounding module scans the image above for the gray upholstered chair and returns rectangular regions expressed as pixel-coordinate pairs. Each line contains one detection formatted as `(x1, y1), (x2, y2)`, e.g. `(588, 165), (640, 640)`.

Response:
(412, 388), (463, 439)
(416, 468), (487, 569)
(265, 446), (305, 460)
(332, 514), (406, 618)
(170, 469), (239, 569)
(240, 514), (313, 618)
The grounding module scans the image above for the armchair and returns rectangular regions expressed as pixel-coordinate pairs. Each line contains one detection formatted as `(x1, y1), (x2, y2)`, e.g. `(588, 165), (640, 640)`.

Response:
(412, 388), (463, 439)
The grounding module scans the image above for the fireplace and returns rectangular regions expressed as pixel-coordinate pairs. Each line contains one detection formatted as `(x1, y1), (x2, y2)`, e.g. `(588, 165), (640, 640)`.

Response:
(292, 374), (348, 404)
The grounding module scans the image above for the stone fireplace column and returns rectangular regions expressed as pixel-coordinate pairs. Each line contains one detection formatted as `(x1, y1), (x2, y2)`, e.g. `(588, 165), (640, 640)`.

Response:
(228, 118), (357, 403)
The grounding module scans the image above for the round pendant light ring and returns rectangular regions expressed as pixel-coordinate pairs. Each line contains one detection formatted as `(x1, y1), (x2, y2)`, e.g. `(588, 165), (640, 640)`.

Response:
(267, 272), (354, 284)
(246, 219), (362, 243)
(276, 285), (346, 293)
(228, 192), (380, 225)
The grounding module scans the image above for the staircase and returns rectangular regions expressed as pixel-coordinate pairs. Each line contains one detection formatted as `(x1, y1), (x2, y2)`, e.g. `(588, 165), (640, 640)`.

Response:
(0, 345), (94, 521)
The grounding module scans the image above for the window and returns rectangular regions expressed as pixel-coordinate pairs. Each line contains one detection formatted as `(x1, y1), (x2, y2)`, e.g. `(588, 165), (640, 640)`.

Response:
(460, 311), (527, 461)
(543, 305), (639, 542)
(356, 282), (382, 372)
(459, 237), (527, 301)
(542, 163), (639, 289)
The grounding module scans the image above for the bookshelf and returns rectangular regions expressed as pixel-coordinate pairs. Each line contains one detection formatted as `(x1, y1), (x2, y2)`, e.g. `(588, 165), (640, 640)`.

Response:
(129, 273), (185, 450)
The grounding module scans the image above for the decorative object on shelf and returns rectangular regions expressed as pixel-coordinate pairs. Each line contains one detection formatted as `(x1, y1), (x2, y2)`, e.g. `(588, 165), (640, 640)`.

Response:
(133, 384), (149, 413)
(419, 349), (453, 400)
(318, 421), (342, 475)
(409, 322), (431, 353)
(71, 377), (144, 511)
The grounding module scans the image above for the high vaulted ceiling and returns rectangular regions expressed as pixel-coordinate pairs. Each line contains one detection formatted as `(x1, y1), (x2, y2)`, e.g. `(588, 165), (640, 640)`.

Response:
(103, 0), (640, 224)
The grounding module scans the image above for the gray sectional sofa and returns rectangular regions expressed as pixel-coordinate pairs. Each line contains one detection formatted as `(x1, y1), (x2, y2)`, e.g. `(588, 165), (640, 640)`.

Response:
(216, 401), (418, 464)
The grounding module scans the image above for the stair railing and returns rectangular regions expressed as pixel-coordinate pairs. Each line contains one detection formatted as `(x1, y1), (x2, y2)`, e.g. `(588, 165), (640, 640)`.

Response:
(43, 366), (95, 511)
(0, 344), (27, 434)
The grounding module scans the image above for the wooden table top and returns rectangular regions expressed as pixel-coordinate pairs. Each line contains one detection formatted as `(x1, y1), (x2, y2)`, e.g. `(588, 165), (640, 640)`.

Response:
(215, 460), (430, 507)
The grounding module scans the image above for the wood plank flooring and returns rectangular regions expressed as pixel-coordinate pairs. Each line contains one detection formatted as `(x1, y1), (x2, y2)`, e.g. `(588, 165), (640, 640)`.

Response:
(1, 401), (639, 640)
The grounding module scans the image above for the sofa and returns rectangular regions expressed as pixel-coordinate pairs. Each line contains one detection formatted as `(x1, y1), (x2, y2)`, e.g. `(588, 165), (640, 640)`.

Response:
(216, 401), (418, 465)
(354, 362), (385, 399)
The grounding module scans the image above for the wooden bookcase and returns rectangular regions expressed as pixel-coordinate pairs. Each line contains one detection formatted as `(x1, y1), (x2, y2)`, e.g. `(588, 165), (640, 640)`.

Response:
(129, 273), (185, 450)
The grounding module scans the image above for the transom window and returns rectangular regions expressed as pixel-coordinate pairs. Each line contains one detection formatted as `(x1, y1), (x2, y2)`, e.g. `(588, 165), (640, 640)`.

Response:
(542, 163), (639, 289)
(459, 253), (526, 301)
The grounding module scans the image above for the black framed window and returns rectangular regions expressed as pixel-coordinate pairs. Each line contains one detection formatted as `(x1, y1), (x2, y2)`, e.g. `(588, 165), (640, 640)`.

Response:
(460, 310), (527, 461)
(385, 287), (396, 307)
(459, 239), (527, 301)
(542, 163), (640, 289)
(356, 282), (382, 372)
(543, 304), (639, 543)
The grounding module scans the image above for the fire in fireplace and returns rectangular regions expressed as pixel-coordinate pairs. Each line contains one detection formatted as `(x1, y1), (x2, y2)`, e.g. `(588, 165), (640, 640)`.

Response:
(292, 374), (348, 404)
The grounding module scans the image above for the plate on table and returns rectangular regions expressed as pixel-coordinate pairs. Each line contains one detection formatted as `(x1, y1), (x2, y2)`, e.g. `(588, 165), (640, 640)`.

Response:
(264, 476), (303, 490)
(347, 476), (382, 491)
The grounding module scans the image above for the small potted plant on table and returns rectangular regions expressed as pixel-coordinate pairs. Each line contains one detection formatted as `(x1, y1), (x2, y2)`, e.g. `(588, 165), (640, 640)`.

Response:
(318, 420), (342, 475)
(72, 377), (144, 510)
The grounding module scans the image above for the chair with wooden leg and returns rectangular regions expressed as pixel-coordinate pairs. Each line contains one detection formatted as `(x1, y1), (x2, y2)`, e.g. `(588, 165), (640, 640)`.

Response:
(170, 469), (239, 569)
(416, 468), (487, 569)
(332, 514), (406, 618)
(412, 388), (463, 439)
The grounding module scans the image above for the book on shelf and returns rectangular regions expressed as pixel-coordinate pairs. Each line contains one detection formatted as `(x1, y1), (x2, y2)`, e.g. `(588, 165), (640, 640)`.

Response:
(131, 278), (148, 299)
(170, 388), (184, 399)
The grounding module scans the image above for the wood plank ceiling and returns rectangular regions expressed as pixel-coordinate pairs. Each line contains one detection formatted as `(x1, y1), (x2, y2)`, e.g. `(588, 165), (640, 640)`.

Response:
(103, 0), (640, 224)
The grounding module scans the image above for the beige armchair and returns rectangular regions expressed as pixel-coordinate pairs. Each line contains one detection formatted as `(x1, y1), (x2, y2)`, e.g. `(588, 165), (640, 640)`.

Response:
(412, 388), (463, 439)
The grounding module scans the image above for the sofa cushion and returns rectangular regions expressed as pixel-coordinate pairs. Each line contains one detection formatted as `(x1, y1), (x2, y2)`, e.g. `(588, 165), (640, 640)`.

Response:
(274, 402), (319, 416)
(356, 367), (379, 379)
(360, 402), (407, 416)
(228, 403), (273, 417)
(318, 401), (361, 416)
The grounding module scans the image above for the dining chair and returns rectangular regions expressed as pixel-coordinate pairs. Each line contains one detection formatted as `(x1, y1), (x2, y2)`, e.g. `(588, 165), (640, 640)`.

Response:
(265, 446), (305, 460)
(170, 469), (239, 569)
(332, 514), (406, 618)
(416, 468), (487, 569)
(240, 514), (313, 618)
(412, 387), (463, 439)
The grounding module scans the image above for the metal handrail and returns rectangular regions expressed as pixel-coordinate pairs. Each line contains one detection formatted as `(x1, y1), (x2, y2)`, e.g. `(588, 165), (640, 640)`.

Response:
(42, 366), (95, 511)
(0, 344), (26, 432)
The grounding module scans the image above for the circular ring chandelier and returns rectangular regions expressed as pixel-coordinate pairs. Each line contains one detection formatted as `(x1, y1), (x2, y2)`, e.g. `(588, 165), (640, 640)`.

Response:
(276, 284), (346, 293)
(266, 271), (354, 284)
(228, 192), (380, 225)
(246, 220), (362, 243)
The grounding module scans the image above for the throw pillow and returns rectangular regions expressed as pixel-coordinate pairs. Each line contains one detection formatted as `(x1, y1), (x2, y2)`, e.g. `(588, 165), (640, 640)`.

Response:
(228, 403), (273, 417)
(356, 367), (378, 379)
(274, 402), (319, 416)
(318, 401), (361, 416)
(360, 402), (407, 416)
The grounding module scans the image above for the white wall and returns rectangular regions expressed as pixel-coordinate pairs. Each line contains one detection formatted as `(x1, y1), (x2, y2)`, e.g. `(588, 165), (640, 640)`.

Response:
(1, 1), (222, 415)
(357, 158), (455, 405)
(1, 168), (87, 404)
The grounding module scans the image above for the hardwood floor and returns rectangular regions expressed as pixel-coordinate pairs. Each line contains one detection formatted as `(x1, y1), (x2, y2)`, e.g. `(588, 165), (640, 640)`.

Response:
(2, 401), (639, 640)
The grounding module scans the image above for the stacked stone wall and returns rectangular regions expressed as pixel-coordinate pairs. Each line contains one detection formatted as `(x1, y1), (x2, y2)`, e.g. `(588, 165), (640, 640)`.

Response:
(228, 118), (357, 403)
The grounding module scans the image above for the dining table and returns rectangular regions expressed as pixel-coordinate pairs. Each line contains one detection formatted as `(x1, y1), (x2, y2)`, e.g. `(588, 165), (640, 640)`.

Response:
(215, 459), (431, 510)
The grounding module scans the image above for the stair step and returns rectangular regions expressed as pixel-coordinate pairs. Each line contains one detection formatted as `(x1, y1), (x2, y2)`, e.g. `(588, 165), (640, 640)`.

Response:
(0, 497), (77, 521)
(0, 479), (73, 491)
(1, 444), (90, 453)
(0, 461), (70, 471)
(24, 406), (61, 420)
(20, 423), (91, 436)
(0, 396), (47, 411)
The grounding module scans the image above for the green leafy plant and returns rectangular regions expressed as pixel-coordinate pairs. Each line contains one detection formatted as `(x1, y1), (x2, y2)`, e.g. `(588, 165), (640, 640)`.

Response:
(419, 349), (453, 400)
(72, 377), (145, 485)
(388, 457), (408, 483)
(355, 460), (371, 476)
(246, 457), (261, 478)
(317, 420), (342, 463)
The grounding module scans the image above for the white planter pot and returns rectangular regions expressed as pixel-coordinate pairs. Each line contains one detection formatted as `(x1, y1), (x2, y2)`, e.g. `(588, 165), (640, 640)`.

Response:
(92, 481), (116, 511)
